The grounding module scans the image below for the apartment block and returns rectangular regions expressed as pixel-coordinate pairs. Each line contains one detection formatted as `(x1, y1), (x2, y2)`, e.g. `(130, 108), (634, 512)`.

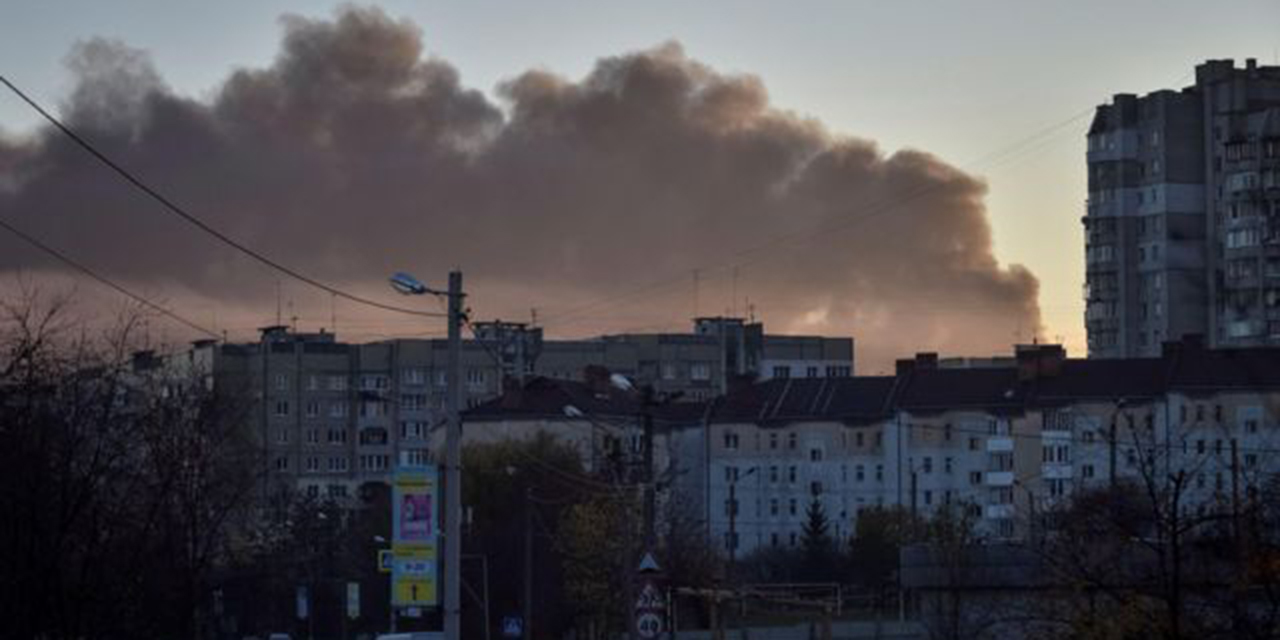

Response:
(1086, 58), (1280, 357)
(184, 317), (851, 498)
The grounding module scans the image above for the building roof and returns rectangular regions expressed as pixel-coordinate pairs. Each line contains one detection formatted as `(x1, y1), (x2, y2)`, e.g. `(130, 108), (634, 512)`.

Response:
(896, 367), (1024, 416)
(709, 376), (897, 425)
(1028, 358), (1168, 406)
(463, 376), (707, 423)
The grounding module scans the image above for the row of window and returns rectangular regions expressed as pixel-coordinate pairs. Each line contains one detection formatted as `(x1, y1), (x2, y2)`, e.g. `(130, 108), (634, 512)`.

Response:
(274, 450), (429, 473)
(769, 365), (852, 379)
(270, 370), (483, 392)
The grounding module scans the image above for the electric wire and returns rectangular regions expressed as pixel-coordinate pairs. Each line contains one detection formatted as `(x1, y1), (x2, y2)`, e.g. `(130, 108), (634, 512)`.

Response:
(0, 216), (221, 339)
(0, 74), (445, 320)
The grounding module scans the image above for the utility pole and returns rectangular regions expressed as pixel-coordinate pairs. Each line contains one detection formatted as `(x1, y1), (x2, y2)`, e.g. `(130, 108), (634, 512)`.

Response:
(524, 487), (533, 640)
(445, 270), (463, 640)
(643, 385), (657, 547)
(727, 480), (738, 573)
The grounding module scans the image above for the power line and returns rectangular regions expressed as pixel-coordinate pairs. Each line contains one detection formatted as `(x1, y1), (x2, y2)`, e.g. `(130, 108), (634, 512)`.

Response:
(0, 74), (445, 320)
(0, 216), (220, 339)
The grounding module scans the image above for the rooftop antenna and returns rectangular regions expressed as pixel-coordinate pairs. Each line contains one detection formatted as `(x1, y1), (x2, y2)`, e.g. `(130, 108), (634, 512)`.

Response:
(275, 280), (282, 327)
(530, 307), (538, 326)
(731, 266), (739, 318)
(288, 299), (297, 332)
(330, 293), (337, 336)
(692, 269), (700, 319)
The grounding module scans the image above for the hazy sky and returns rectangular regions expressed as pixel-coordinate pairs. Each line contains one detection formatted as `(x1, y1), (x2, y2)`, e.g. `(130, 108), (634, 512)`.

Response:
(2, 1), (1278, 361)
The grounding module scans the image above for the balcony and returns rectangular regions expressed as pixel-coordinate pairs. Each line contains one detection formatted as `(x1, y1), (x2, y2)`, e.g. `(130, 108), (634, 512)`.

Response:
(985, 471), (1015, 486)
(986, 437), (1014, 453)
(984, 504), (1015, 520)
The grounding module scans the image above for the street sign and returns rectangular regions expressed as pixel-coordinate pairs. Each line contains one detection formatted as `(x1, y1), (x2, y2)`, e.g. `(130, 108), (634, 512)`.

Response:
(501, 615), (524, 638)
(346, 582), (360, 619)
(378, 549), (394, 573)
(392, 542), (438, 607)
(633, 580), (666, 640)
(637, 552), (661, 574)
(296, 586), (309, 620)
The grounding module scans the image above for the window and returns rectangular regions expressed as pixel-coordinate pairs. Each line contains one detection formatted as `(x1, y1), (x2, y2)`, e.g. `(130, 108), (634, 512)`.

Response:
(1196, 439), (1206, 454)
(724, 532), (738, 551)
(810, 448), (823, 462)
(360, 454), (390, 471)
(466, 369), (487, 387)
(788, 466), (797, 483)
(770, 499), (779, 516)
(1246, 453), (1258, 468)
(1048, 478), (1067, 497)
(788, 433), (797, 450)
(769, 466), (779, 483)
(922, 457), (933, 474)
(401, 394), (427, 411)
(330, 401), (349, 418)
(789, 499), (798, 516)
(306, 375), (319, 391)
(806, 366), (819, 378)
(306, 485), (320, 498)
(274, 400), (290, 417)
(305, 401), (320, 418)
(970, 471), (982, 485)
(969, 437), (980, 451)
(328, 456), (349, 473)
(327, 428), (347, 445)
(771, 533), (779, 547)
(402, 368), (426, 385)
(769, 433), (778, 449)
(923, 490), (933, 506)
(855, 465), (865, 482)
(305, 428), (320, 445)
(274, 373), (289, 391)
(1082, 464), (1095, 479)
(772, 366), (791, 379)
(403, 449), (431, 466)
(328, 375), (347, 391)
(723, 431), (739, 450)
(276, 428), (290, 444)
(944, 457), (953, 474)
(724, 466), (738, 483)
(810, 481), (823, 495)
(360, 400), (385, 418)
(1247, 420), (1259, 434)
(691, 363), (711, 381)
(855, 432), (864, 447)
(306, 456), (321, 473)
(944, 424), (952, 441)
(327, 484), (348, 499)
(875, 465), (884, 482)
(274, 456), (289, 471)
(826, 365), (851, 377)
(401, 421), (426, 439)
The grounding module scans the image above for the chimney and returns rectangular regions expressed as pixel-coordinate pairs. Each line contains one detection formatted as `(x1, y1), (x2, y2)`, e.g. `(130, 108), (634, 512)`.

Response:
(914, 353), (938, 370)
(582, 365), (612, 395)
(499, 376), (525, 409)
(1246, 58), (1258, 71)
(895, 358), (915, 377)
(1016, 344), (1066, 382)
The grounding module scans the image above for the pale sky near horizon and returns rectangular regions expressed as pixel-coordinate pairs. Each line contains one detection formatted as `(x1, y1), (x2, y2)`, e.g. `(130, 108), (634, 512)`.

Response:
(2, 1), (1279, 358)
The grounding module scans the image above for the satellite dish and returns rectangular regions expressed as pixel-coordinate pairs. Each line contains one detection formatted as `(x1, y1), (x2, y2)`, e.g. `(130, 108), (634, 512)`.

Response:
(389, 272), (428, 296)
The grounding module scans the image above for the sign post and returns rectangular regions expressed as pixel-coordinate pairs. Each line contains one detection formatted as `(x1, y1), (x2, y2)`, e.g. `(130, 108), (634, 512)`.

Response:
(633, 552), (668, 640)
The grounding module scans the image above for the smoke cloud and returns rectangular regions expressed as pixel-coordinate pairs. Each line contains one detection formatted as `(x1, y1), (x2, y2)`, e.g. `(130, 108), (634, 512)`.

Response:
(0, 6), (1042, 371)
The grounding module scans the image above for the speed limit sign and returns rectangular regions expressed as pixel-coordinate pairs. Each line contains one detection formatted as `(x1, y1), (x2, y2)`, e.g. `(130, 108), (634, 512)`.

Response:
(636, 611), (663, 639)
(634, 580), (666, 639)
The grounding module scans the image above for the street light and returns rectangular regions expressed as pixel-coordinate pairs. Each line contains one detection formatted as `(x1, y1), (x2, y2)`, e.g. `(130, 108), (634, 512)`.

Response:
(390, 270), (464, 640)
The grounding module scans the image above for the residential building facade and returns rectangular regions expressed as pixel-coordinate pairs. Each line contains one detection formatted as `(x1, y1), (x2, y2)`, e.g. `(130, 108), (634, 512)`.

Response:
(1085, 58), (1280, 357)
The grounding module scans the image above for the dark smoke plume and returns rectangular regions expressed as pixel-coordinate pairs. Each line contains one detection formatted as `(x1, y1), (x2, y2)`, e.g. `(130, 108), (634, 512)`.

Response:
(0, 6), (1042, 370)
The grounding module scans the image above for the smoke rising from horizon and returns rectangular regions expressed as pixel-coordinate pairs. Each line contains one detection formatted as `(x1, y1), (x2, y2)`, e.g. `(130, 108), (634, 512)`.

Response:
(0, 6), (1043, 370)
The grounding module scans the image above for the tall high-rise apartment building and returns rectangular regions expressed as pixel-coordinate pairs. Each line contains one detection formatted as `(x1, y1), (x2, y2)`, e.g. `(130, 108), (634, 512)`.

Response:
(1085, 58), (1280, 357)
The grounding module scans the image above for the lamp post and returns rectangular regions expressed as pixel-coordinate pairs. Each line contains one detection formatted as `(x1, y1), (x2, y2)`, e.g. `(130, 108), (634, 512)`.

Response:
(389, 270), (464, 640)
